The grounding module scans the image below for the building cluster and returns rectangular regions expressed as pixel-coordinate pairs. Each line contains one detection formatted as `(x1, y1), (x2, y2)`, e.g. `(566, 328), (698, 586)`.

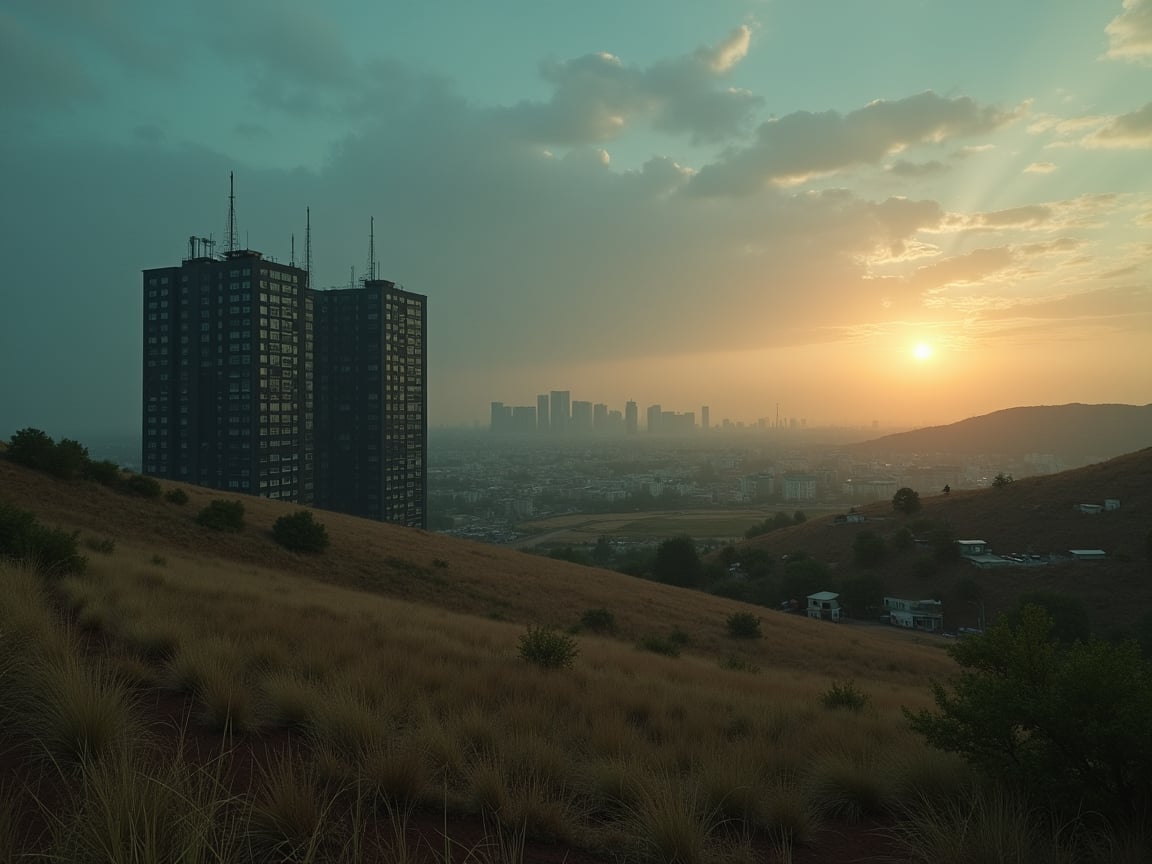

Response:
(142, 197), (428, 528)
(490, 390), (708, 436)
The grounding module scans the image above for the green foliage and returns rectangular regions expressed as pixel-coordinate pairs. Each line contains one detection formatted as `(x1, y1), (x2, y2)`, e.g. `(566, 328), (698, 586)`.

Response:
(272, 510), (330, 553)
(954, 576), (983, 603)
(912, 557), (938, 579)
(891, 526), (915, 552)
(547, 545), (589, 565)
(195, 499), (245, 532)
(892, 487), (921, 515)
(579, 607), (616, 634)
(793, 510), (807, 524)
(821, 680), (870, 712)
(165, 487), (189, 505)
(718, 655), (760, 674)
(1009, 591), (1090, 643)
(7, 428), (89, 480)
(0, 501), (86, 574)
(121, 474), (162, 499)
(744, 511), (797, 539)
(927, 524), (960, 564)
(991, 472), (1014, 488)
(906, 605), (1152, 818)
(652, 535), (702, 588)
(839, 573), (885, 616)
(517, 626), (578, 669)
(636, 635), (681, 657)
(725, 612), (761, 639)
(85, 459), (122, 487)
(782, 557), (828, 601)
(852, 529), (887, 568)
(590, 536), (614, 567)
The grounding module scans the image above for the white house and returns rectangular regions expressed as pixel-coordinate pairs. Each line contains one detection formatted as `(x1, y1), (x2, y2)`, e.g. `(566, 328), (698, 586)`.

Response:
(1076, 504), (1103, 516)
(884, 597), (944, 632)
(956, 540), (989, 555)
(1068, 549), (1106, 560)
(807, 591), (842, 622)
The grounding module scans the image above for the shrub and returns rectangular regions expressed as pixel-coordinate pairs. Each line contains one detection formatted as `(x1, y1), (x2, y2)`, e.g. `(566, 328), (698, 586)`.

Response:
(85, 536), (116, 555)
(121, 474), (161, 499)
(893, 487), (921, 515)
(518, 626), (578, 670)
(652, 536), (702, 588)
(725, 612), (761, 639)
(0, 502), (86, 574)
(719, 655), (760, 674)
(85, 459), (122, 487)
(164, 487), (189, 505)
(6, 428), (56, 471)
(579, 607), (616, 633)
(637, 635), (681, 658)
(821, 680), (870, 712)
(272, 510), (330, 553)
(991, 472), (1014, 488)
(196, 500), (245, 532)
(852, 530), (887, 568)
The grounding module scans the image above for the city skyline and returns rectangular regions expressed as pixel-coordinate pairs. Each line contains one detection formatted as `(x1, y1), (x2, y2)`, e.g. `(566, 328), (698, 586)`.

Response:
(2, 1), (1151, 438)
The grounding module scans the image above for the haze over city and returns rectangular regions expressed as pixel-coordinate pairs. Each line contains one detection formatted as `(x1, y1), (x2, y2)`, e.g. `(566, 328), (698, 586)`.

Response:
(2, 0), (1150, 436)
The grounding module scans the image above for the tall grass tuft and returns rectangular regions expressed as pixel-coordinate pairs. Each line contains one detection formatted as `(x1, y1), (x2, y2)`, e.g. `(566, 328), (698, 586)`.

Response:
(616, 769), (721, 864)
(249, 750), (334, 862)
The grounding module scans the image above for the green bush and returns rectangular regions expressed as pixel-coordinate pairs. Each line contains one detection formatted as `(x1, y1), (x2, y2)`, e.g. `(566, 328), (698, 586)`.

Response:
(518, 626), (578, 669)
(893, 487), (921, 515)
(579, 607), (616, 633)
(6, 428), (56, 470)
(85, 459), (121, 487)
(164, 487), (189, 505)
(195, 500), (245, 532)
(821, 680), (870, 712)
(121, 474), (162, 499)
(725, 612), (762, 639)
(719, 655), (760, 674)
(0, 501), (86, 574)
(271, 510), (330, 553)
(637, 635), (681, 658)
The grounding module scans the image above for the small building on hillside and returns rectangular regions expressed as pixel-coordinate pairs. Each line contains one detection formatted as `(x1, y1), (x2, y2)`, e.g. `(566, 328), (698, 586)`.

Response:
(1105, 499), (1120, 511)
(1068, 549), (1106, 560)
(807, 591), (842, 622)
(956, 540), (989, 556)
(883, 597), (944, 632)
(1077, 504), (1103, 516)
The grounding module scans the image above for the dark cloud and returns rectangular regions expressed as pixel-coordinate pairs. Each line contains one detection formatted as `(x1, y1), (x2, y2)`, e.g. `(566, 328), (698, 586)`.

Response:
(0, 12), (99, 110)
(688, 91), (1017, 196)
(494, 26), (761, 145)
(1086, 101), (1152, 147)
(887, 159), (950, 177)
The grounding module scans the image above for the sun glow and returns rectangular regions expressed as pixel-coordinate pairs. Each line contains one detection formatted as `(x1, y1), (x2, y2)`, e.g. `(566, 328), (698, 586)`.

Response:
(913, 342), (934, 360)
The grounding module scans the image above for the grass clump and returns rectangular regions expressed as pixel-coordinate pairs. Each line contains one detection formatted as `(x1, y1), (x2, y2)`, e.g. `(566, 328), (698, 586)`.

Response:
(725, 612), (761, 639)
(0, 501), (86, 574)
(164, 487), (189, 505)
(636, 635), (681, 658)
(120, 473), (162, 499)
(518, 626), (578, 670)
(84, 535), (116, 555)
(272, 510), (330, 553)
(195, 499), (245, 532)
(821, 679), (870, 712)
(579, 607), (616, 634)
(719, 655), (760, 674)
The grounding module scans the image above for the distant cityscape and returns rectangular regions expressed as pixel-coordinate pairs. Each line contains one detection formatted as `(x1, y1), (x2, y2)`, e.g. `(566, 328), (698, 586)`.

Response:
(490, 390), (836, 436)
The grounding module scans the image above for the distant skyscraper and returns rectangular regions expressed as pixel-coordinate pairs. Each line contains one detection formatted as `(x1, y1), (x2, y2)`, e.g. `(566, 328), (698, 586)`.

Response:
(625, 400), (638, 434)
(701, 405), (710, 431)
(550, 390), (570, 433)
(647, 404), (662, 434)
(536, 394), (550, 433)
(490, 401), (509, 432)
(592, 402), (608, 431)
(571, 400), (593, 433)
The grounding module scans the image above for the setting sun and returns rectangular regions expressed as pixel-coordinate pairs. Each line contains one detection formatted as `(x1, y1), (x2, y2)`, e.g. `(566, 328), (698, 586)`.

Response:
(913, 342), (934, 361)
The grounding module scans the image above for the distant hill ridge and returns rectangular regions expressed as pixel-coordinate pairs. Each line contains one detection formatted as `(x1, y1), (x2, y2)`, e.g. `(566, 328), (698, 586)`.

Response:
(850, 403), (1152, 463)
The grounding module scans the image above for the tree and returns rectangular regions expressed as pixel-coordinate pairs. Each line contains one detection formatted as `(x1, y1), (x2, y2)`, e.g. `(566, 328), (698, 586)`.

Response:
(1009, 591), (1090, 644)
(892, 487), (921, 515)
(272, 510), (330, 553)
(7, 428), (55, 470)
(991, 472), (1014, 488)
(906, 605), (1152, 818)
(652, 535), (702, 588)
(852, 529), (887, 568)
(196, 499), (245, 532)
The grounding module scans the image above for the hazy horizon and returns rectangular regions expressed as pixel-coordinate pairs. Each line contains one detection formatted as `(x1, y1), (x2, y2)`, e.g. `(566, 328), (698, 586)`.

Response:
(2, 1), (1150, 436)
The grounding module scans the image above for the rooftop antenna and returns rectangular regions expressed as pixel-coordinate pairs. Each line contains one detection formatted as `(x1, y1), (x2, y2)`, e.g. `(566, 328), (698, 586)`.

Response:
(349, 266), (355, 289)
(290, 234), (296, 267)
(225, 171), (238, 253)
(367, 216), (376, 282)
(304, 207), (313, 287)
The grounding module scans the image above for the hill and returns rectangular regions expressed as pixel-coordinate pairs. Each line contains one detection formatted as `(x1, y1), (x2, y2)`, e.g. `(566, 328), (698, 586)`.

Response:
(0, 453), (966, 863)
(847, 403), (1152, 464)
(730, 447), (1152, 634)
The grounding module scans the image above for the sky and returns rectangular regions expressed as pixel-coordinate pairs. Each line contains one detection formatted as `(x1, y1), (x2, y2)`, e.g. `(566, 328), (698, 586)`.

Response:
(1, 0), (1150, 436)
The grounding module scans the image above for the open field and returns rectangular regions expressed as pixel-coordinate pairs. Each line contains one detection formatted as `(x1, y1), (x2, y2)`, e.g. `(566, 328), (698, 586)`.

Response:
(4, 452), (1148, 862)
(512, 508), (839, 547)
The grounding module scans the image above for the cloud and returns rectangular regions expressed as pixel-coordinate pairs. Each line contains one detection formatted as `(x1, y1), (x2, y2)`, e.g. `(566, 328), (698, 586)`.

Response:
(1106, 0), (1152, 63)
(887, 159), (950, 177)
(495, 26), (762, 145)
(971, 204), (1054, 228)
(1083, 101), (1152, 148)
(688, 92), (1017, 196)
(1024, 161), (1057, 174)
(907, 246), (1017, 293)
(0, 11), (99, 110)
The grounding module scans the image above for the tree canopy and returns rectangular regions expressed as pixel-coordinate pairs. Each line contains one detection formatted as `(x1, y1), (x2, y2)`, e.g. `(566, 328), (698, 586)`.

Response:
(892, 486), (921, 515)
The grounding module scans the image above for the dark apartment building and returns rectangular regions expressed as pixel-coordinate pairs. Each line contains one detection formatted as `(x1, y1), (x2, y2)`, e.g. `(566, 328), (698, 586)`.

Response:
(143, 244), (427, 528)
(313, 281), (426, 527)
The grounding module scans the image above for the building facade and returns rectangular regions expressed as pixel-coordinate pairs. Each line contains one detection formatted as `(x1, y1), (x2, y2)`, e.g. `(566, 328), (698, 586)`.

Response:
(144, 250), (426, 528)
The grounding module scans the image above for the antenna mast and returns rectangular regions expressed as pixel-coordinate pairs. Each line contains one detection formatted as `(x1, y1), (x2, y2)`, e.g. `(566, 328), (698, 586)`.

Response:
(367, 216), (376, 282)
(290, 234), (296, 267)
(225, 171), (238, 253)
(304, 207), (313, 287)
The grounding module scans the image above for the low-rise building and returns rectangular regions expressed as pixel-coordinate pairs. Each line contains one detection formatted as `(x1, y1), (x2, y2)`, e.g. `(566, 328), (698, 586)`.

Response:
(807, 591), (842, 622)
(883, 597), (944, 632)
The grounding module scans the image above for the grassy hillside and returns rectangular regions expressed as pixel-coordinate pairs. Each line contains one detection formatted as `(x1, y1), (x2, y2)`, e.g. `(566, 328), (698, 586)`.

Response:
(3, 452), (1149, 862)
(731, 448), (1152, 633)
